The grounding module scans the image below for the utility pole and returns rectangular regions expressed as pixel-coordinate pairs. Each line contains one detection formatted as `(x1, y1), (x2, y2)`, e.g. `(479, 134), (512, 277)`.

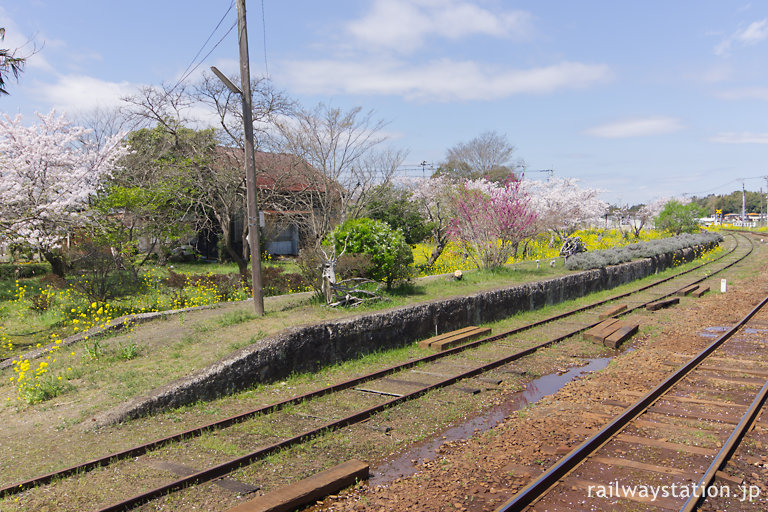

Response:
(742, 182), (747, 224)
(212, 0), (265, 315)
(765, 177), (768, 226)
(238, 0), (264, 315)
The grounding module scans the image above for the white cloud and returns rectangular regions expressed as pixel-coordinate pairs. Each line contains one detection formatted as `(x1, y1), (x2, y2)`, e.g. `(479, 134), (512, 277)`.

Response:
(33, 74), (138, 115)
(715, 18), (768, 56)
(717, 87), (768, 100)
(346, 0), (533, 54)
(584, 117), (684, 138)
(736, 19), (768, 44)
(710, 131), (768, 144)
(280, 58), (611, 101)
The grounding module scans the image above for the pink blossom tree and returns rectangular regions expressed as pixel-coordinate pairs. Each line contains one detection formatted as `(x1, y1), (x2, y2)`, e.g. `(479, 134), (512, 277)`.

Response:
(449, 178), (537, 269)
(0, 110), (125, 275)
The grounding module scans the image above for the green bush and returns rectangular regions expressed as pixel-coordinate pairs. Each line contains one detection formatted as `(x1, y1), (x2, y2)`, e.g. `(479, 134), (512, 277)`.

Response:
(329, 218), (414, 289)
(655, 200), (705, 235)
(565, 233), (722, 270)
(0, 262), (50, 280)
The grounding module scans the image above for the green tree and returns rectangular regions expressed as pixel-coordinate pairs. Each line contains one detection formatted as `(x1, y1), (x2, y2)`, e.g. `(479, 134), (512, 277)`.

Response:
(103, 125), (212, 263)
(655, 200), (704, 235)
(364, 184), (431, 245)
(329, 218), (413, 289)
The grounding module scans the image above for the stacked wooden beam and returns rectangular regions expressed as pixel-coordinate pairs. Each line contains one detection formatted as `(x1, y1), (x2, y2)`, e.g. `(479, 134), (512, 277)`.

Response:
(584, 319), (639, 349)
(418, 326), (492, 351)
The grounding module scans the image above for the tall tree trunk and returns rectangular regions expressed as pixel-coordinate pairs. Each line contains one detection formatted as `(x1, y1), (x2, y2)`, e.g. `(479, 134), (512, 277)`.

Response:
(222, 229), (248, 279)
(426, 234), (449, 267)
(215, 211), (248, 279)
(43, 250), (67, 278)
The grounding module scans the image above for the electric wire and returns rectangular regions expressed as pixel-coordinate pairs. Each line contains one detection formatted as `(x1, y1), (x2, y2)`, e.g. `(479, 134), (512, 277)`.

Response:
(173, 1), (236, 90)
(261, 0), (269, 77)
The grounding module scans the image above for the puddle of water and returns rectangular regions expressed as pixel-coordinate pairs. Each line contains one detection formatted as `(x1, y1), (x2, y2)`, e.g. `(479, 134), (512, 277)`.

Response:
(368, 356), (611, 486)
(744, 328), (768, 334)
(698, 326), (729, 338)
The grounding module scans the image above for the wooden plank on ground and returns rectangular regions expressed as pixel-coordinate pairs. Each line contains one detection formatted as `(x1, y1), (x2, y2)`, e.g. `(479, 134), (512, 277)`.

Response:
(676, 284), (699, 297)
(227, 459), (369, 512)
(599, 304), (628, 320)
(691, 286), (710, 298)
(431, 327), (491, 351)
(646, 297), (680, 311)
(623, 390), (750, 409)
(604, 323), (639, 349)
(583, 319), (622, 342)
(590, 456), (699, 480)
(615, 434), (718, 456)
(417, 326), (477, 348)
(145, 460), (259, 494)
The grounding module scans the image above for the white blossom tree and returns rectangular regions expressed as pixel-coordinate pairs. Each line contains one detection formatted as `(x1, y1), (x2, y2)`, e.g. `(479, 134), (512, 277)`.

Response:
(523, 177), (607, 243)
(630, 197), (668, 237)
(0, 110), (125, 275)
(410, 175), (457, 266)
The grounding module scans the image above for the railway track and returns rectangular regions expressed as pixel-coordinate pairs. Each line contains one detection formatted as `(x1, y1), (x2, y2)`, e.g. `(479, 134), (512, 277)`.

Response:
(0, 232), (756, 511)
(496, 236), (768, 511)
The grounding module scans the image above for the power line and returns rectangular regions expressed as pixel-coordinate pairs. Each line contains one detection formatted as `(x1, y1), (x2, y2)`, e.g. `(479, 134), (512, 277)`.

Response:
(166, 2), (237, 96)
(261, 0), (269, 77)
(687, 175), (766, 197)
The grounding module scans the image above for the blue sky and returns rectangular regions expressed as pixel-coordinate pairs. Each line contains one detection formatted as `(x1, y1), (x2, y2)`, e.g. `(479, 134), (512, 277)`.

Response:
(2, 0), (768, 205)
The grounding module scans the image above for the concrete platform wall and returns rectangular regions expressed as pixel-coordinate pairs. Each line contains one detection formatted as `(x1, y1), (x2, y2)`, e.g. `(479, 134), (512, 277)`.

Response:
(94, 244), (711, 425)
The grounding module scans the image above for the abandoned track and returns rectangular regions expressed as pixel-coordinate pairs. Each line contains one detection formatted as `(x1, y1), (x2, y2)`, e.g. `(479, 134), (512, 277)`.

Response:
(0, 233), (756, 511)
(497, 239), (768, 512)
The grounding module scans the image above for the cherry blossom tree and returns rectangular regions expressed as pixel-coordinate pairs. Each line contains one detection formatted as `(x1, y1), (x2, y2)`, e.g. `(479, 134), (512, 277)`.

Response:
(410, 176), (456, 266)
(630, 197), (668, 237)
(523, 177), (607, 243)
(449, 178), (537, 269)
(0, 110), (125, 275)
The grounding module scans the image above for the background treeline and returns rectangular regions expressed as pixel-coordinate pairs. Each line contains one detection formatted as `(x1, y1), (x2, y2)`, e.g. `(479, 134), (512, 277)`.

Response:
(690, 190), (767, 214)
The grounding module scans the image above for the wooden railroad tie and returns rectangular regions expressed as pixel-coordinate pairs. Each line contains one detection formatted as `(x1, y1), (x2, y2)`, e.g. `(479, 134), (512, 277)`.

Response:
(227, 459), (369, 512)
(583, 319), (639, 349)
(645, 297), (679, 311)
(598, 303), (627, 320)
(691, 285), (710, 297)
(144, 460), (259, 495)
(676, 284), (700, 296)
(418, 326), (492, 351)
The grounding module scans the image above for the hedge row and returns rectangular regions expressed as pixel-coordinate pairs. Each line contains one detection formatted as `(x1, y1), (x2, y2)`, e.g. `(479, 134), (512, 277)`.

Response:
(0, 263), (51, 280)
(564, 232), (724, 271)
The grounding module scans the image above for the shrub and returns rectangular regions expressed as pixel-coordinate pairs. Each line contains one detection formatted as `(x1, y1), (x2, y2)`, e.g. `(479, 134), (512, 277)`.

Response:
(565, 232), (722, 270)
(329, 218), (414, 289)
(261, 266), (310, 296)
(164, 270), (245, 301)
(0, 263), (50, 280)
